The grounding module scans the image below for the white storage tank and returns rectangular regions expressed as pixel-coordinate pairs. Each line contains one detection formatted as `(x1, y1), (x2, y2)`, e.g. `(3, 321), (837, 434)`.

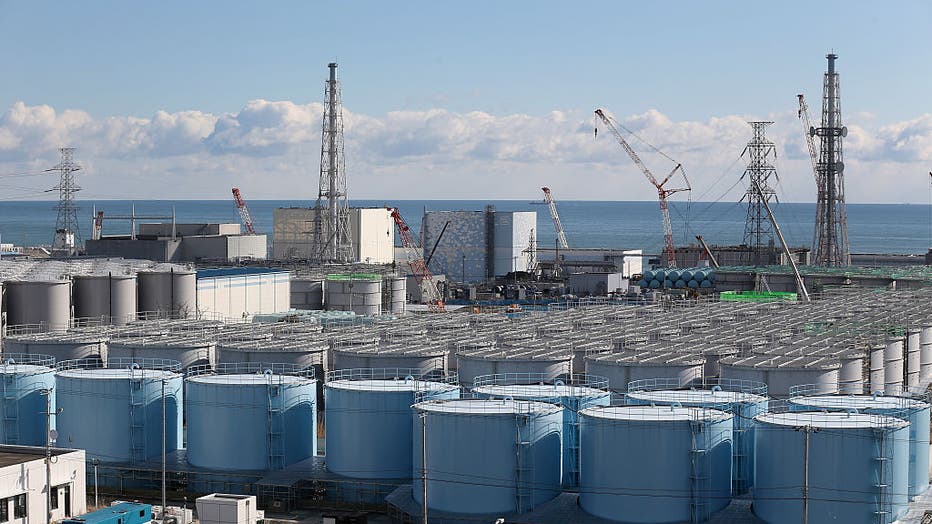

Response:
(136, 269), (197, 318)
(884, 336), (905, 396)
(325, 368), (459, 479)
(754, 411), (909, 524)
(186, 363), (317, 471)
(55, 358), (184, 463)
(325, 274), (382, 316)
(719, 354), (840, 397)
(384, 276), (406, 315)
(5, 280), (72, 332)
(585, 351), (705, 392)
(578, 405), (733, 523)
(412, 398), (564, 515)
(72, 273), (138, 325)
(472, 373), (610, 488)
(0, 354), (57, 446)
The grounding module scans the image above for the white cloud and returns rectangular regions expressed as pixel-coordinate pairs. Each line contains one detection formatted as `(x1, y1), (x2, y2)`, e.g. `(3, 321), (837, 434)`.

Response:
(0, 100), (930, 203)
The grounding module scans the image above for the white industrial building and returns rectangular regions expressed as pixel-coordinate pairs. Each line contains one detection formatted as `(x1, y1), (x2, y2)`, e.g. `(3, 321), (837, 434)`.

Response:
(422, 209), (536, 283)
(196, 268), (291, 320)
(0, 446), (86, 524)
(272, 208), (394, 263)
(196, 494), (261, 524)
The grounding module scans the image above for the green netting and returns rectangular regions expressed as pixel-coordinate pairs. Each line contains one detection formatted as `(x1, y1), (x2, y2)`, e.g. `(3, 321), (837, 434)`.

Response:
(719, 290), (798, 302)
(326, 272), (382, 281)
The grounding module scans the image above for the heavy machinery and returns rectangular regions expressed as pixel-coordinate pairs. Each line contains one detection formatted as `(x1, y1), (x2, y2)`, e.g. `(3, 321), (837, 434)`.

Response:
(797, 94), (822, 254)
(594, 109), (690, 267)
(231, 187), (257, 235)
(387, 207), (445, 312)
(541, 187), (569, 249)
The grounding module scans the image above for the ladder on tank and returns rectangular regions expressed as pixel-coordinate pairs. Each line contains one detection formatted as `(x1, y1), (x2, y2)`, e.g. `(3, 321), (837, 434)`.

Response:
(689, 420), (712, 524)
(514, 413), (534, 514)
(732, 420), (750, 494)
(267, 374), (285, 471)
(129, 368), (147, 464)
(565, 399), (581, 488)
(873, 428), (893, 523)
(1, 374), (19, 445)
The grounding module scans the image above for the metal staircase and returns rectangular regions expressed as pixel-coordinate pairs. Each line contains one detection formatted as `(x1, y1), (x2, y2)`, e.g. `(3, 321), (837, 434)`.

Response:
(129, 368), (147, 463)
(1, 375), (19, 444)
(515, 413), (534, 514)
(689, 420), (712, 524)
(873, 428), (892, 523)
(267, 374), (285, 470)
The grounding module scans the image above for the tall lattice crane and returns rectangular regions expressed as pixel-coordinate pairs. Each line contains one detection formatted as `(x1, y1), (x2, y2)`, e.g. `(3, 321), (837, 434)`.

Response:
(231, 187), (258, 235)
(594, 109), (690, 267)
(797, 94), (823, 253)
(387, 207), (445, 312)
(541, 187), (569, 250)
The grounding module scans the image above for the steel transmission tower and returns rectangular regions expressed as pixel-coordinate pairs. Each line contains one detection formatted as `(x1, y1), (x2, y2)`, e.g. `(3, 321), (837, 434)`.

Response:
(312, 62), (354, 263)
(51, 147), (82, 254)
(811, 53), (850, 267)
(741, 122), (778, 266)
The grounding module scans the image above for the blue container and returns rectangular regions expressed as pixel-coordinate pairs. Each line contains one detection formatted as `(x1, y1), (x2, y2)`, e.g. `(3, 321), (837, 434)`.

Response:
(700, 280), (713, 288)
(186, 363), (317, 471)
(579, 405), (733, 523)
(680, 268), (695, 281)
(412, 398), (563, 515)
(754, 411), (909, 524)
(788, 394), (930, 497)
(625, 386), (768, 494)
(667, 269), (681, 281)
(472, 375), (610, 488)
(0, 355), (56, 446)
(663, 279), (673, 288)
(325, 369), (459, 479)
(55, 358), (183, 463)
(62, 502), (153, 524)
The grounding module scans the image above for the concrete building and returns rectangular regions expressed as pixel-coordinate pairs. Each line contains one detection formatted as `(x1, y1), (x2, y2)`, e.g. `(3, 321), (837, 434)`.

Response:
(673, 244), (809, 268)
(567, 272), (629, 296)
(196, 267), (290, 320)
(272, 208), (394, 263)
(422, 208), (536, 283)
(537, 248), (643, 278)
(86, 223), (266, 262)
(0, 446), (86, 524)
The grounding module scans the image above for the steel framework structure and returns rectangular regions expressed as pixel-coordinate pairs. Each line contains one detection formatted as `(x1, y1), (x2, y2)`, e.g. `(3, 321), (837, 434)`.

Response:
(741, 122), (778, 266)
(51, 147), (82, 254)
(312, 62), (353, 264)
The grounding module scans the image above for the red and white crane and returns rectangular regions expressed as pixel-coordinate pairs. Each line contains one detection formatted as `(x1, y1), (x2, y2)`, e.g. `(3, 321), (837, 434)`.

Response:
(541, 187), (569, 250)
(594, 108), (690, 268)
(231, 187), (257, 235)
(387, 207), (445, 313)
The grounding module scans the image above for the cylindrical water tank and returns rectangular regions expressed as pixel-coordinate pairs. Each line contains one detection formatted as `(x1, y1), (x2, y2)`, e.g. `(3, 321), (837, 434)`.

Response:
(412, 398), (563, 515)
(332, 343), (446, 372)
(456, 345), (573, 386)
(578, 405), (734, 523)
(0, 354), (57, 446)
(884, 337), (904, 395)
(386, 276), (406, 315)
(186, 363), (317, 471)
(55, 358), (184, 463)
(870, 342), (886, 393)
(719, 355), (839, 397)
(625, 378), (768, 495)
(108, 336), (215, 370)
(921, 325), (932, 383)
(5, 280), (71, 331)
(290, 278), (325, 310)
(906, 328), (921, 388)
(472, 373), (611, 488)
(837, 349), (865, 394)
(754, 411), (909, 524)
(326, 275), (382, 316)
(136, 269), (197, 319)
(218, 339), (328, 377)
(3, 332), (108, 364)
(325, 368), (459, 479)
(72, 273), (137, 325)
(586, 351), (705, 392)
(788, 393), (930, 498)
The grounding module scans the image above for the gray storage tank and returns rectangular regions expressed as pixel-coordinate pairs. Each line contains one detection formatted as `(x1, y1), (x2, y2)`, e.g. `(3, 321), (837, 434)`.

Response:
(0, 354), (57, 446)
(719, 354), (840, 397)
(72, 273), (137, 325)
(218, 339), (328, 377)
(5, 280), (72, 332)
(585, 351), (705, 392)
(3, 332), (108, 364)
(186, 363), (317, 471)
(108, 335), (215, 370)
(136, 269), (197, 319)
(331, 342), (447, 372)
(55, 358), (184, 463)
(325, 275), (382, 316)
(412, 398), (564, 515)
(456, 343), (573, 386)
(325, 368), (459, 479)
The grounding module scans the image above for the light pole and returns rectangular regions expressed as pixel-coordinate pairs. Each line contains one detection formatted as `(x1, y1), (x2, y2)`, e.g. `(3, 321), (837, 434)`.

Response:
(90, 458), (100, 509)
(40, 388), (61, 524)
(161, 379), (167, 524)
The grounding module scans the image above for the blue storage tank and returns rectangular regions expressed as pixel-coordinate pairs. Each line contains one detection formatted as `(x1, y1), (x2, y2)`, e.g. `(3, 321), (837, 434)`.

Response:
(0, 354), (56, 446)
(625, 378), (768, 494)
(788, 392), (930, 497)
(324, 368), (459, 479)
(186, 362), (317, 471)
(472, 373), (610, 488)
(55, 358), (183, 463)
(412, 398), (563, 515)
(578, 405), (733, 523)
(754, 411), (909, 524)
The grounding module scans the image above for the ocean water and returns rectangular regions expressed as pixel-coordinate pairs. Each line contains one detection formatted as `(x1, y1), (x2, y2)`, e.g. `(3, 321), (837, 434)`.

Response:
(0, 200), (930, 255)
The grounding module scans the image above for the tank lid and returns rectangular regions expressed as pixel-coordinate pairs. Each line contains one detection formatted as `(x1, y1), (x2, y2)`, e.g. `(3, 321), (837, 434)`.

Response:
(57, 368), (179, 380)
(580, 405), (732, 423)
(187, 373), (312, 385)
(625, 389), (766, 405)
(0, 364), (55, 375)
(327, 378), (458, 393)
(756, 411), (909, 429)
(473, 383), (609, 399)
(413, 398), (562, 415)
(789, 394), (929, 411)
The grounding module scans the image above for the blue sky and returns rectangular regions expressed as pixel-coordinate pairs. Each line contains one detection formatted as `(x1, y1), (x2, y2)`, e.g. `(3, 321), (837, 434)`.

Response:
(0, 1), (930, 202)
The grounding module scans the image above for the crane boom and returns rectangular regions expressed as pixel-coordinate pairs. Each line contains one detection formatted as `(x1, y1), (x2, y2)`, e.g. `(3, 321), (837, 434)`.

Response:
(231, 187), (257, 235)
(541, 187), (569, 250)
(798, 95), (823, 252)
(594, 109), (689, 267)
(387, 207), (445, 312)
